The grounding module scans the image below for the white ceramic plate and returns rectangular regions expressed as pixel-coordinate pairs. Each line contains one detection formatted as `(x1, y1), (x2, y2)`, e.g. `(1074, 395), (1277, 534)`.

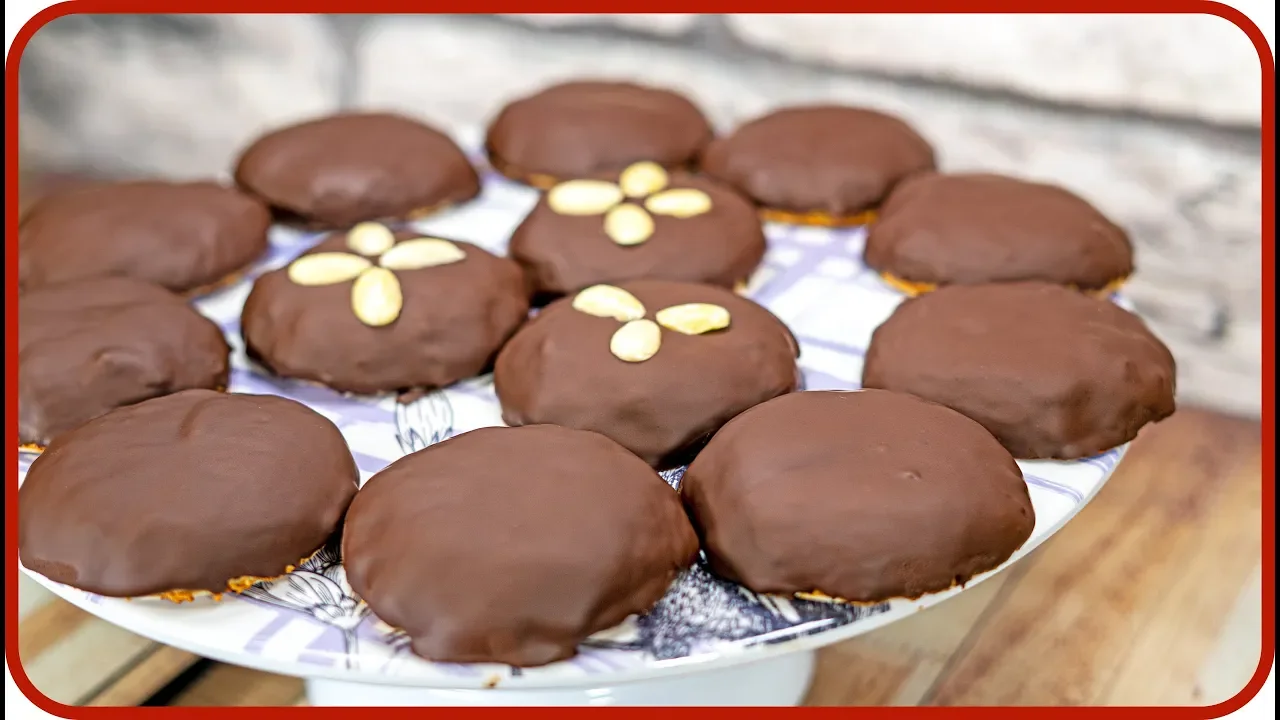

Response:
(17, 164), (1127, 690)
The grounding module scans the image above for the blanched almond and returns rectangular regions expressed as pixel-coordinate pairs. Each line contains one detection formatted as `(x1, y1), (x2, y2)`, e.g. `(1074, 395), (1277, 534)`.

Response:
(547, 180), (624, 215)
(379, 238), (466, 270)
(610, 319), (662, 362)
(618, 161), (669, 198)
(346, 222), (396, 256)
(572, 285), (647, 322)
(604, 203), (655, 246)
(645, 188), (713, 218)
(287, 253), (373, 286)
(655, 303), (731, 335)
(351, 267), (403, 327)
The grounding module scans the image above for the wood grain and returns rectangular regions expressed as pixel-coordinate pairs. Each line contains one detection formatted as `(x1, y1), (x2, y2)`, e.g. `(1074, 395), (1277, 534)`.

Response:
(18, 597), (94, 662)
(84, 646), (203, 707)
(1099, 449), (1262, 706)
(922, 409), (1262, 706)
(20, 608), (158, 705)
(1194, 565), (1265, 706)
(18, 573), (57, 621)
(169, 664), (305, 707)
(804, 571), (1016, 706)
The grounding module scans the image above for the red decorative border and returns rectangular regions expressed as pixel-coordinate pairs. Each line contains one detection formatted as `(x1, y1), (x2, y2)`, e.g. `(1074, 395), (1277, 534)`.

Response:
(6, 3), (1273, 717)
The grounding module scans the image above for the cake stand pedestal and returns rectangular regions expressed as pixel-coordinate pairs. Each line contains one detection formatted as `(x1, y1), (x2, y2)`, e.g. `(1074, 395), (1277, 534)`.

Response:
(303, 650), (816, 706)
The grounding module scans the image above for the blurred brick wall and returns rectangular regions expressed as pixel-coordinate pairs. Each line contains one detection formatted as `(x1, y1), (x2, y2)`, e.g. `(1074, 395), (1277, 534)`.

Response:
(16, 13), (1265, 416)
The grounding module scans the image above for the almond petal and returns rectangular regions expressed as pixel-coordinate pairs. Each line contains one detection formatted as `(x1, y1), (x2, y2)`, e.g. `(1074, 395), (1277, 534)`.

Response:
(547, 180), (625, 215)
(604, 204), (655, 246)
(379, 238), (466, 270)
(645, 188), (713, 218)
(610, 319), (662, 363)
(346, 222), (396, 256)
(572, 285), (647, 322)
(655, 303), (732, 335)
(618, 161), (669, 197)
(351, 267), (403, 327)
(287, 253), (374, 286)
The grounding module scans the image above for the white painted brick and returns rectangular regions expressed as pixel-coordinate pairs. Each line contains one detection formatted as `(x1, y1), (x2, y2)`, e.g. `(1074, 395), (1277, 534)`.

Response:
(1158, 338), (1261, 418)
(354, 17), (758, 133)
(725, 13), (1265, 127)
(13, 14), (1258, 416)
(19, 14), (343, 180)
(502, 13), (700, 36)
(354, 17), (1260, 415)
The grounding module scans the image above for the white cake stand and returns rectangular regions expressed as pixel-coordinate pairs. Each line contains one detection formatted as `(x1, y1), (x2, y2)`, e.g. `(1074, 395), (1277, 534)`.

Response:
(21, 439), (1121, 707)
(16, 165), (1132, 706)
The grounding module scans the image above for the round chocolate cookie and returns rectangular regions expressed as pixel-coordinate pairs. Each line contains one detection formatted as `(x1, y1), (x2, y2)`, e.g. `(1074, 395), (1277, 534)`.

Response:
(682, 389), (1035, 602)
(19, 390), (358, 600)
(19, 180), (270, 294)
(242, 223), (529, 394)
(700, 105), (936, 225)
(343, 424), (699, 667)
(495, 280), (799, 468)
(234, 113), (480, 228)
(862, 282), (1177, 459)
(19, 278), (230, 449)
(864, 172), (1134, 294)
(509, 162), (766, 298)
(485, 80), (713, 188)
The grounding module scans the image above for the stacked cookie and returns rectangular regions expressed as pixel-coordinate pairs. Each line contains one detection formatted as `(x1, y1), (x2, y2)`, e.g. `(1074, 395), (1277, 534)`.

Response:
(19, 78), (1176, 670)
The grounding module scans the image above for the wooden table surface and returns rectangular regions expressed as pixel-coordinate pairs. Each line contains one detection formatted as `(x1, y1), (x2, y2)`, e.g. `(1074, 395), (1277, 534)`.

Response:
(16, 407), (1264, 707)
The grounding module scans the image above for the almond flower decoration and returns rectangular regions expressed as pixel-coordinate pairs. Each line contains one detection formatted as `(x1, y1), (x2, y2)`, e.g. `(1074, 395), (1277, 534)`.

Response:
(286, 222), (466, 327)
(547, 162), (714, 246)
(572, 284), (731, 362)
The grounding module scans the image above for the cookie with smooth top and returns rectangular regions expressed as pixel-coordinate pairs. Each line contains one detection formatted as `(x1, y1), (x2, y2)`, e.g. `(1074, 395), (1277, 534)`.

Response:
(700, 105), (936, 225)
(19, 390), (359, 601)
(485, 80), (713, 188)
(343, 424), (699, 667)
(242, 224), (529, 395)
(19, 278), (230, 449)
(234, 113), (480, 228)
(862, 282), (1176, 459)
(18, 180), (270, 294)
(681, 389), (1035, 602)
(509, 162), (766, 298)
(864, 172), (1134, 294)
(495, 280), (799, 468)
